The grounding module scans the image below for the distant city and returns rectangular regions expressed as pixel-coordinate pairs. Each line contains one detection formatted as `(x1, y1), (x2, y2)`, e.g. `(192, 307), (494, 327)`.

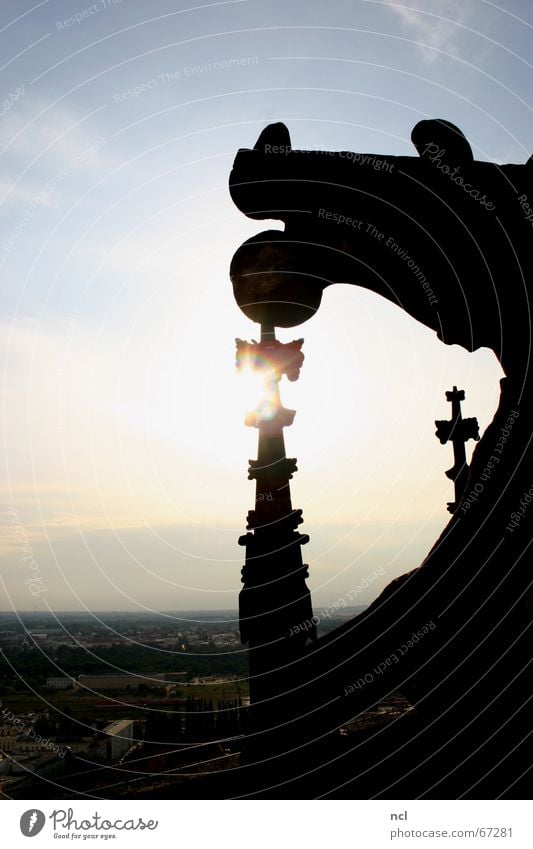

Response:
(0, 607), (366, 798)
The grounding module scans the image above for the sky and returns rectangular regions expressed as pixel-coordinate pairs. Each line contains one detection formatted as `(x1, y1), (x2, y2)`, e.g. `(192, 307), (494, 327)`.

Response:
(0, 0), (531, 613)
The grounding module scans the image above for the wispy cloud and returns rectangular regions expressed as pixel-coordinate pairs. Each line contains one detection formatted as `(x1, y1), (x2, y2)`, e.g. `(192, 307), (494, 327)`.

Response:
(0, 95), (112, 211)
(381, 0), (469, 61)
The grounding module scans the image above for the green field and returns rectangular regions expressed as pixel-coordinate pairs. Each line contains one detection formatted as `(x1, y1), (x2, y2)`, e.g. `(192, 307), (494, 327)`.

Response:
(1, 680), (249, 725)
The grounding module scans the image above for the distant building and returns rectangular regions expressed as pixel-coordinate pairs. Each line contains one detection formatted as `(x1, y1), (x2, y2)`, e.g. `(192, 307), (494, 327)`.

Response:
(92, 720), (134, 763)
(191, 674), (239, 685)
(46, 676), (74, 690)
(0, 751), (65, 778)
(77, 672), (186, 691)
(0, 734), (57, 755)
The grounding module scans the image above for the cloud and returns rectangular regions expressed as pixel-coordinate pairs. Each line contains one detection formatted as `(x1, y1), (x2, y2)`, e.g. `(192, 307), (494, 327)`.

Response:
(0, 95), (114, 214)
(382, 0), (469, 61)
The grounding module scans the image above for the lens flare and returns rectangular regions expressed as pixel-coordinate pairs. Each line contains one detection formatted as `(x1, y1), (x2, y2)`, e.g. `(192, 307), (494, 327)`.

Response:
(236, 336), (302, 428)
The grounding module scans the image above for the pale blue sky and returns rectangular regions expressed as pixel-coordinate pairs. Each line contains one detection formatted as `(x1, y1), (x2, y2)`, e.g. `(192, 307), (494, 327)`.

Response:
(0, 0), (531, 611)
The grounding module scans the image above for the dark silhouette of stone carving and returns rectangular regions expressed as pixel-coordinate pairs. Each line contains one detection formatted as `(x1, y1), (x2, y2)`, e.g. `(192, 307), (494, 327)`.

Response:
(236, 329), (315, 760)
(229, 121), (532, 797)
(435, 386), (479, 513)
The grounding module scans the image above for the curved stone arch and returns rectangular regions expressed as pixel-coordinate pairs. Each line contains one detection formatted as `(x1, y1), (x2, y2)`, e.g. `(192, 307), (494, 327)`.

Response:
(229, 122), (533, 795)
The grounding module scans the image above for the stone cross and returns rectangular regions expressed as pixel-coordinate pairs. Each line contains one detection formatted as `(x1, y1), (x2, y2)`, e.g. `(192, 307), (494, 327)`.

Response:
(435, 386), (480, 513)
